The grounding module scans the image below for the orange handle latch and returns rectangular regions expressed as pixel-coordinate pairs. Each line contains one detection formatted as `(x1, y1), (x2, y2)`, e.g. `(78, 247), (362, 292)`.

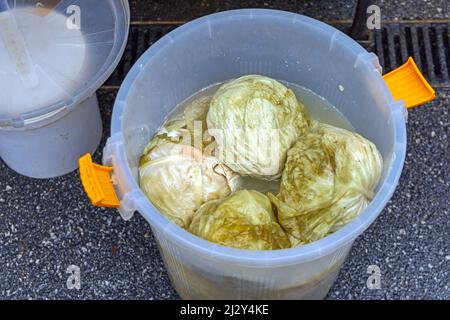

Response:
(78, 153), (120, 208)
(383, 57), (436, 108)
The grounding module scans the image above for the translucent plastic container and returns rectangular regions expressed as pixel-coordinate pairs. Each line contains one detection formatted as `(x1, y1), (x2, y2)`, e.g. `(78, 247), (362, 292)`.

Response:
(104, 9), (407, 299)
(0, 0), (129, 178)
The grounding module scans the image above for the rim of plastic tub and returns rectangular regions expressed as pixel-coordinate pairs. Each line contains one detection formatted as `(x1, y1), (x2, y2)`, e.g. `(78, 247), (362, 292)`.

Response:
(111, 9), (407, 267)
(0, 0), (130, 130)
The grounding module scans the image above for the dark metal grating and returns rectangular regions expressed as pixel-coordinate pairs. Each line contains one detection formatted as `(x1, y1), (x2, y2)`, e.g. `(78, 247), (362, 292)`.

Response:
(105, 23), (450, 88)
(371, 24), (450, 86)
(105, 25), (179, 87)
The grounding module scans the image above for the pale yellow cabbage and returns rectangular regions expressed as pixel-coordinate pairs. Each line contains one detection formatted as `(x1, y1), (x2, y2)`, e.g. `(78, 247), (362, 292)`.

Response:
(184, 96), (212, 134)
(139, 112), (191, 165)
(207, 75), (310, 180)
(139, 118), (239, 229)
(269, 124), (383, 246)
(183, 95), (216, 157)
(189, 190), (291, 250)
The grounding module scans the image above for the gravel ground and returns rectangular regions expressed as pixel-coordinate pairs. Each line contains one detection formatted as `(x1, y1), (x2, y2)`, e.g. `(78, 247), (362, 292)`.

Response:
(0, 0), (449, 300)
(129, 0), (450, 22)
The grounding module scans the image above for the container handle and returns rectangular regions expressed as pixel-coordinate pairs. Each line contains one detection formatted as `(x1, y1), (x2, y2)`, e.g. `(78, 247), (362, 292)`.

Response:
(383, 57), (435, 108)
(78, 153), (120, 208)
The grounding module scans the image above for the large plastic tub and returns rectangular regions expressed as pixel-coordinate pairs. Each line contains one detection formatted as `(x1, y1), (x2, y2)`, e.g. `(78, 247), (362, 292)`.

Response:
(104, 9), (407, 299)
(0, 0), (129, 178)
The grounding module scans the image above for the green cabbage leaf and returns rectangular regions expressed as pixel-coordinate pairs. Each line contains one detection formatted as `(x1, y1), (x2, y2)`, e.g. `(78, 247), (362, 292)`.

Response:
(207, 75), (310, 180)
(269, 124), (383, 246)
(189, 190), (291, 250)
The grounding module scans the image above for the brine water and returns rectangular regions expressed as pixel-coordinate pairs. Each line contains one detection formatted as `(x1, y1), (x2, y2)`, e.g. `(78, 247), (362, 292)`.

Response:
(162, 80), (355, 194)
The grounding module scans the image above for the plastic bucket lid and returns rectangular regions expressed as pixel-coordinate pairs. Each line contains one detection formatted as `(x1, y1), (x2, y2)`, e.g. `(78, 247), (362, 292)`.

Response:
(109, 9), (407, 268)
(0, 0), (130, 129)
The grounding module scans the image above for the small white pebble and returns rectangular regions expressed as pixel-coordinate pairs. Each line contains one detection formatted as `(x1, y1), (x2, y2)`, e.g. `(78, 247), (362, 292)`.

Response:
(338, 85), (345, 92)
(431, 131), (436, 137)
(5, 185), (12, 191)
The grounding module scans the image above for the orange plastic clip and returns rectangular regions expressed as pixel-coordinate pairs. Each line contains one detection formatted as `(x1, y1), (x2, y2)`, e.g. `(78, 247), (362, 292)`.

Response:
(78, 153), (120, 208)
(383, 57), (435, 108)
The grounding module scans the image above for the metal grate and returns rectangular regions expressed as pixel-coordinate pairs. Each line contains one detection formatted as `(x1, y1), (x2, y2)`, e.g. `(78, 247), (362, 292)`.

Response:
(104, 23), (450, 88)
(371, 24), (450, 86)
(105, 25), (179, 87)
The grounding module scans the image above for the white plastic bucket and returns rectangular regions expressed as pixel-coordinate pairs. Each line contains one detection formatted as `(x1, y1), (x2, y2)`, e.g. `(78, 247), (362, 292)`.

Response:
(0, 0), (130, 178)
(105, 9), (407, 299)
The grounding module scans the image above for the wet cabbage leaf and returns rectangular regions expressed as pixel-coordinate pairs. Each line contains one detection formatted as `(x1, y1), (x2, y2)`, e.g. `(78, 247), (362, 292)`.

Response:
(184, 96), (212, 134)
(139, 115), (240, 229)
(189, 190), (291, 250)
(207, 75), (310, 180)
(269, 123), (383, 246)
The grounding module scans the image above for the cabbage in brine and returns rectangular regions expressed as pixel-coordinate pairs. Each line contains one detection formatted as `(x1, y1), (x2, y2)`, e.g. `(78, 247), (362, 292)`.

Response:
(207, 75), (310, 180)
(139, 107), (240, 229)
(184, 96), (212, 135)
(189, 190), (291, 250)
(269, 124), (383, 246)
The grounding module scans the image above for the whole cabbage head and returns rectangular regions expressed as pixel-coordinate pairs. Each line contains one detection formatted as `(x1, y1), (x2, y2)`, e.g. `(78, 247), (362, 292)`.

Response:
(207, 75), (310, 180)
(189, 190), (291, 250)
(139, 115), (240, 229)
(268, 123), (383, 246)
